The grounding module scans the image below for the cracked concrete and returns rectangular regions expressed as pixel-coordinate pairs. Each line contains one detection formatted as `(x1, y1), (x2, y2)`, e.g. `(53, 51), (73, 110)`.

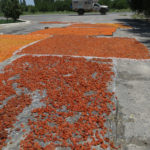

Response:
(3, 90), (46, 150)
(115, 60), (150, 150)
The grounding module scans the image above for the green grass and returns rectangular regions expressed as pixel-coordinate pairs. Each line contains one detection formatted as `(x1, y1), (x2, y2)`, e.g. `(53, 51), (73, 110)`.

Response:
(0, 19), (23, 24)
(0, 9), (132, 18)
(0, 12), (3, 17)
(22, 11), (76, 15)
(132, 13), (146, 19)
(0, 11), (75, 17)
(131, 13), (150, 23)
(109, 8), (132, 13)
(21, 9), (132, 16)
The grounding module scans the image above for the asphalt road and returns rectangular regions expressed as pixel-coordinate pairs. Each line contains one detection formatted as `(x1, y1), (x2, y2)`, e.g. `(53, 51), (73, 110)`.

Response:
(1, 12), (132, 35)
(0, 12), (150, 150)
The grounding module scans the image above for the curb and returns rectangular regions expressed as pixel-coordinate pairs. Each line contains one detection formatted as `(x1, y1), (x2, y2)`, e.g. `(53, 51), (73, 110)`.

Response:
(0, 19), (31, 29)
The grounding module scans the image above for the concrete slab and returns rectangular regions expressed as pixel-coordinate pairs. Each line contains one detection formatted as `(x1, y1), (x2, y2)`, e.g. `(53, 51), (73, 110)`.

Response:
(114, 59), (150, 149)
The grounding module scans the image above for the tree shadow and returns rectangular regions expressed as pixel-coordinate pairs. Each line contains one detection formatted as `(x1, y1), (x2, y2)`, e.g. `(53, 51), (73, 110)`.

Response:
(116, 18), (150, 48)
(116, 18), (150, 37)
(69, 13), (103, 16)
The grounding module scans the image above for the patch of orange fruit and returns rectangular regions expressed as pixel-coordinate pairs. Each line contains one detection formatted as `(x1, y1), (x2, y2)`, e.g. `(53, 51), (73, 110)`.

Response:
(40, 21), (71, 24)
(40, 22), (131, 29)
(97, 23), (131, 29)
(35, 22), (131, 36)
(0, 22), (149, 150)
(0, 55), (117, 149)
(69, 23), (131, 29)
(0, 34), (49, 62)
(29, 23), (131, 36)
(29, 26), (117, 36)
(19, 35), (150, 59)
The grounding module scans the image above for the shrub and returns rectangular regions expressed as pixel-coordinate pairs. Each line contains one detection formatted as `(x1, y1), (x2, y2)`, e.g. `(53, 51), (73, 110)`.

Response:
(129, 0), (150, 16)
(112, 0), (129, 9)
(1, 0), (12, 19)
(1, 0), (22, 21)
(27, 5), (37, 13)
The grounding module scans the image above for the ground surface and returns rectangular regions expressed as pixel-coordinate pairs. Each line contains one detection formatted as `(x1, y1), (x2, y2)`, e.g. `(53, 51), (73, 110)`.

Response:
(0, 12), (150, 150)
(0, 12), (150, 49)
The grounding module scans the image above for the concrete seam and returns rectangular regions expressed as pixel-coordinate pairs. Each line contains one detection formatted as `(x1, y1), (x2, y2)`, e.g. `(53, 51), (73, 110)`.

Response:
(23, 54), (150, 61)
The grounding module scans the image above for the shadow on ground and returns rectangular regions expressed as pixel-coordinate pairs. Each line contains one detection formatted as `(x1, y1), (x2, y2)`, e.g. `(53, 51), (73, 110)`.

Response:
(69, 13), (105, 16)
(116, 18), (150, 46)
